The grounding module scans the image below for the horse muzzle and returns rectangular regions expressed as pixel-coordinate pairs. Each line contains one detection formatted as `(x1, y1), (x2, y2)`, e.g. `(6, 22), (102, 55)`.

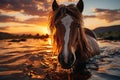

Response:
(58, 52), (76, 69)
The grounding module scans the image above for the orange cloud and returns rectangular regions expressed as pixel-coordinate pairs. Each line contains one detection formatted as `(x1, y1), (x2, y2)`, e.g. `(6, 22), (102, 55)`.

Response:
(0, 15), (16, 22)
(23, 17), (48, 25)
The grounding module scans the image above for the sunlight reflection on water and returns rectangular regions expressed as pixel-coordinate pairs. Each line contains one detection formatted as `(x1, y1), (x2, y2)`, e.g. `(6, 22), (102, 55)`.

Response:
(98, 40), (120, 47)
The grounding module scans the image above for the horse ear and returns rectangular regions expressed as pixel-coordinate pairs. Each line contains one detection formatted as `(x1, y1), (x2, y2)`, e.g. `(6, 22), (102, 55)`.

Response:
(76, 0), (84, 12)
(52, 0), (59, 11)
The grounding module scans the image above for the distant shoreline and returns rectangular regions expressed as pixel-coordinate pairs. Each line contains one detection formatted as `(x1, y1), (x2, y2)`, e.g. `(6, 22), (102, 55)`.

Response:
(0, 32), (49, 40)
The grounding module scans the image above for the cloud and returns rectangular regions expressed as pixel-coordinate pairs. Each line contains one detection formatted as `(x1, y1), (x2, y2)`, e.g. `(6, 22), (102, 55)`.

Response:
(84, 15), (96, 18)
(0, 0), (51, 16)
(84, 8), (120, 22)
(0, 26), (8, 30)
(68, 0), (75, 2)
(23, 17), (48, 25)
(0, 0), (52, 24)
(0, 15), (16, 22)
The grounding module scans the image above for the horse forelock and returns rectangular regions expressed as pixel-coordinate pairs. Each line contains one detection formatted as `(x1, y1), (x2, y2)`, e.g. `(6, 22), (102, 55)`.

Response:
(49, 4), (82, 33)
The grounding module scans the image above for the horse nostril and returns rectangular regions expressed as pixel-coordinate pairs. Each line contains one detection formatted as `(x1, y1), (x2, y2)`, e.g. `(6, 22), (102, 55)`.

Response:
(58, 52), (76, 69)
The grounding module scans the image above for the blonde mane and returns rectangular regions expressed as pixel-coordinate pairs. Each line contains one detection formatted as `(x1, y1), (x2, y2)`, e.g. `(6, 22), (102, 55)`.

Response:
(49, 4), (92, 60)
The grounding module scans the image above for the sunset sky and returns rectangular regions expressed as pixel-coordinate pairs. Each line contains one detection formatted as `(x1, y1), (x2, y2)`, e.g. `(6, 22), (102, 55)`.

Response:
(0, 0), (120, 34)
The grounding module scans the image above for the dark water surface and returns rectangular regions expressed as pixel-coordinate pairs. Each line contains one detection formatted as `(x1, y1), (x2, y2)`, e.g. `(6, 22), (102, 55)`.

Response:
(0, 39), (120, 80)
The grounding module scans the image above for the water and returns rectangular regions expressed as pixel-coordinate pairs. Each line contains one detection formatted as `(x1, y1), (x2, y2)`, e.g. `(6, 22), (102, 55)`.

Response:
(0, 39), (120, 80)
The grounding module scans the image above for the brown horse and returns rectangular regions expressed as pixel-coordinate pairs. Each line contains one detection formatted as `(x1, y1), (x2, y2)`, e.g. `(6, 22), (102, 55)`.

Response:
(49, 0), (100, 74)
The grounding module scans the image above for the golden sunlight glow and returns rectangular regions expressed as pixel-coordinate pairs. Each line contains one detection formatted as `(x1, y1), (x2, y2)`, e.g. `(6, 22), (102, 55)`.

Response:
(7, 26), (49, 34)
(0, 21), (49, 34)
(84, 18), (110, 30)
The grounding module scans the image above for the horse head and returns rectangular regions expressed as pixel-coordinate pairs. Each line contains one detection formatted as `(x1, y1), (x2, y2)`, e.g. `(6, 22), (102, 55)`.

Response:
(50, 0), (91, 69)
